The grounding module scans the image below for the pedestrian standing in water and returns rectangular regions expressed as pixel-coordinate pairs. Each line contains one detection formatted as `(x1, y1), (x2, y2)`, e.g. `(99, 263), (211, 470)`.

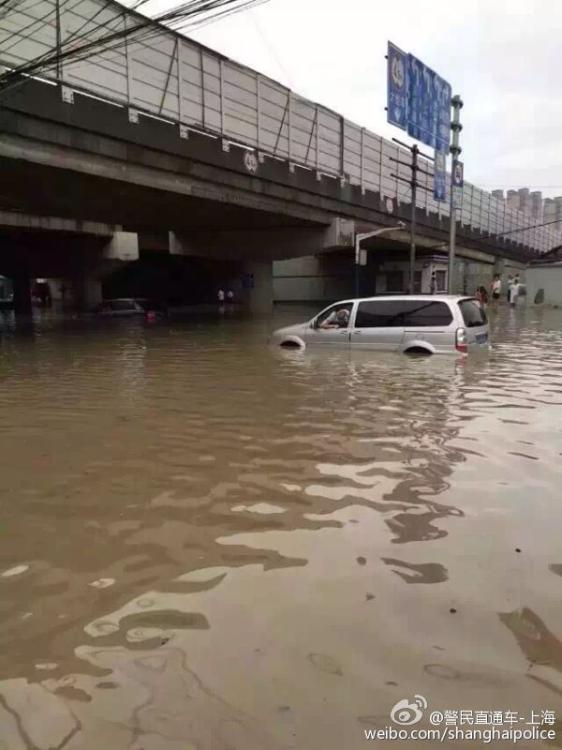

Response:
(491, 274), (502, 305)
(507, 276), (518, 307)
(476, 286), (488, 307)
(429, 272), (437, 295)
(227, 289), (234, 306)
(513, 275), (521, 306)
(217, 288), (225, 306)
(506, 274), (513, 302)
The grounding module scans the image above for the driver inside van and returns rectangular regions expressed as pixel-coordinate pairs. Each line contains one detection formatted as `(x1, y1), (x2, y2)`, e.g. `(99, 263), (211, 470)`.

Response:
(320, 307), (350, 329)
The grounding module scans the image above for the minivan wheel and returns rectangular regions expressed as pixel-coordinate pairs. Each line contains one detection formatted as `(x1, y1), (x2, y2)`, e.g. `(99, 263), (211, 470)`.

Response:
(404, 347), (432, 356)
(280, 340), (302, 349)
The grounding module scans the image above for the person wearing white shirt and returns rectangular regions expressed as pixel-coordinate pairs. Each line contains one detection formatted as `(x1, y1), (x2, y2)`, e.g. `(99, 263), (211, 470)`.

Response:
(491, 274), (502, 303)
(508, 276), (520, 307)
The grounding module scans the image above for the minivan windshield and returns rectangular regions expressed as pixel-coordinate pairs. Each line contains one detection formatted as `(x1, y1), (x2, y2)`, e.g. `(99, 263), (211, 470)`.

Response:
(459, 298), (487, 327)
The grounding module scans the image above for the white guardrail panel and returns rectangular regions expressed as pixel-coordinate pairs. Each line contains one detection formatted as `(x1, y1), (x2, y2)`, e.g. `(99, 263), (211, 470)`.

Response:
(1, 0), (561, 251)
(342, 121), (362, 184)
(0, 0), (58, 68)
(289, 95), (317, 166)
(361, 131), (383, 194)
(62, 0), (129, 102)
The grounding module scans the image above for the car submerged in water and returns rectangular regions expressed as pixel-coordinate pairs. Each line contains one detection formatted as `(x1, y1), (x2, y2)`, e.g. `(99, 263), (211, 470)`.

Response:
(270, 295), (489, 355)
(93, 298), (168, 317)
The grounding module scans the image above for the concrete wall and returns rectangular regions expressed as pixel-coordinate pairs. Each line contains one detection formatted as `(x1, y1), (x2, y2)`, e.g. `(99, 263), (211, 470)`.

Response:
(453, 259), (493, 295)
(453, 258), (524, 296)
(273, 254), (353, 302)
(375, 259), (449, 294)
(525, 265), (562, 306)
(274, 252), (527, 302)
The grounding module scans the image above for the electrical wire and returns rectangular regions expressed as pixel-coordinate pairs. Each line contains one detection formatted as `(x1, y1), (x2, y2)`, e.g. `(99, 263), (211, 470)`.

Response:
(63, 0), (266, 63)
(0, 0), (268, 97)
(0, 0), (78, 59)
(425, 217), (562, 256)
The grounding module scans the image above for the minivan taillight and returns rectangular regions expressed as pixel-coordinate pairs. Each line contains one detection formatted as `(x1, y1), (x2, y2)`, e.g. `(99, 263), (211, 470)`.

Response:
(456, 327), (468, 353)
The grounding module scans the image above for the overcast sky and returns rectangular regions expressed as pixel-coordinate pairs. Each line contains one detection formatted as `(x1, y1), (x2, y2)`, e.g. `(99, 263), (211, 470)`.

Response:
(177, 0), (562, 199)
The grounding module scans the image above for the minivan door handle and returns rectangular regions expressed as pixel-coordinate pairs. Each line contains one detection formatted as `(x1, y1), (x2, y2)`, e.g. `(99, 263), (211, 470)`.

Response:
(353, 330), (362, 334)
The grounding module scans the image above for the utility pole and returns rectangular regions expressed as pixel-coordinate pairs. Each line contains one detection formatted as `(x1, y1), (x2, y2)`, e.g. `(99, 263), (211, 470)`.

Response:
(55, 0), (62, 82)
(391, 139), (434, 293)
(409, 144), (419, 294)
(447, 95), (463, 294)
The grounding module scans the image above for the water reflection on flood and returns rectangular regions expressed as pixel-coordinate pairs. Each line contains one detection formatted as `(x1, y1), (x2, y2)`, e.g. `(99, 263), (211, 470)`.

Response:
(1, 305), (562, 748)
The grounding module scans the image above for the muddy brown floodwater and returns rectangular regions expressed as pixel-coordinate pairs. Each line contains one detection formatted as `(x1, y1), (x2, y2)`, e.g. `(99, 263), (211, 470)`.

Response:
(1, 304), (562, 750)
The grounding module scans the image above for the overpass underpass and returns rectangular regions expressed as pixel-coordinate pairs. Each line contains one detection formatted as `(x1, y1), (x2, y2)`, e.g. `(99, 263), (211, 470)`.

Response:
(0, 77), (548, 314)
(1, 0), (560, 315)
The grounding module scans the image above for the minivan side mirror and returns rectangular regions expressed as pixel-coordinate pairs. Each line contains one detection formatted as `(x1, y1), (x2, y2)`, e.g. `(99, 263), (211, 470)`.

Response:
(310, 319), (318, 329)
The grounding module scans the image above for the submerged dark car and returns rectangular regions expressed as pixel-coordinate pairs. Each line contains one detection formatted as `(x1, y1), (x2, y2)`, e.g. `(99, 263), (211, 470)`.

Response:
(93, 298), (145, 317)
(93, 298), (169, 317)
(135, 298), (169, 316)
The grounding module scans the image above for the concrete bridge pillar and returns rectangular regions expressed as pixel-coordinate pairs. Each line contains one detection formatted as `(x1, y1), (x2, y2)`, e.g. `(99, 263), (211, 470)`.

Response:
(242, 260), (273, 314)
(73, 273), (103, 311)
(12, 272), (33, 315)
(493, 257), (506, 282)
(103, 232), (139, 262)
(69, 232), (138, 310)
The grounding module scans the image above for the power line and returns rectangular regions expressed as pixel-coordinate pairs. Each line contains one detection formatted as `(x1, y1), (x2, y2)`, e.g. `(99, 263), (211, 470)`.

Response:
(484, 218), (562, 240)
(249, 10), (295, 88)
(477, 186), (562, 190)
(426, 217), (562, 256)
(0, 0), (269, 98)
(0, 0), (76, 59)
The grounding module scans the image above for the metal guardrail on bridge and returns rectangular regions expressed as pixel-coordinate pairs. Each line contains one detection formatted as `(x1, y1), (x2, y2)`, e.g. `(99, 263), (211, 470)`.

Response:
(1, 0), (560, 254)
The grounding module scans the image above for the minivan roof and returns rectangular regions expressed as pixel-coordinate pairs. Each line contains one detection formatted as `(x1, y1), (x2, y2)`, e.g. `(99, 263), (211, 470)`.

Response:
(330, 295), (475, 305)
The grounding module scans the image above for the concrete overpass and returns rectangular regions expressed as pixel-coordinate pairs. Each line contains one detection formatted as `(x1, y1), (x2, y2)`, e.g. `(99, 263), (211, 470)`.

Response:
(1, 0), (560, 311)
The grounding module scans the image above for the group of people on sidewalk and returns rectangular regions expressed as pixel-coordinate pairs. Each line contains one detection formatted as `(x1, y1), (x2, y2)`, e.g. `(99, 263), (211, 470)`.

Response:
(476, 274), (522, 308)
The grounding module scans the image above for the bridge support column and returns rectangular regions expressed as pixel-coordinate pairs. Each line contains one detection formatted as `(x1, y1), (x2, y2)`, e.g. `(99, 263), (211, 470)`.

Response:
(13, 272), (33, 315)
(494, 257), (505, 277)
(243, 260), (273, 314)
(73, 273), (103, 311)
(103, 231), (139, 262)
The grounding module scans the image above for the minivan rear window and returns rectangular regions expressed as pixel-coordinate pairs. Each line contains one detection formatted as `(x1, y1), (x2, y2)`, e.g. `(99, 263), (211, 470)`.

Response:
(459, 299), (487, 327)
(355, 300), (452, 328)
(403, 301), (453, 327)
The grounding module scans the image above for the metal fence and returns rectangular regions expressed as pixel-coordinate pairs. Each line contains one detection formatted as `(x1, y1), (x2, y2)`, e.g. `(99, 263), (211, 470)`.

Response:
(1, 0), (560, 253)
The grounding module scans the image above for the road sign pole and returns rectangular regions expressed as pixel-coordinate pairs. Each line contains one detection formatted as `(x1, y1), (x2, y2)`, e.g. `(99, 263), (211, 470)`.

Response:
(448, 95), (463, 294)
(409, 144), (419, 294)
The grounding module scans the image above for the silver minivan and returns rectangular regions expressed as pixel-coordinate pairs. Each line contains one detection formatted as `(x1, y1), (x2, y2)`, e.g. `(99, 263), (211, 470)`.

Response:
(270, 295), (489, 355)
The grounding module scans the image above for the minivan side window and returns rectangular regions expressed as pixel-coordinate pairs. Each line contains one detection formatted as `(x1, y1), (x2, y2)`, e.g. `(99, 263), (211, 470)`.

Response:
(459, 299), (487, 327)
(403, 301), (453, 326)
(355, 300), (452, 327)
(355, 300), (406, 327)
(314, 303), (353, 329)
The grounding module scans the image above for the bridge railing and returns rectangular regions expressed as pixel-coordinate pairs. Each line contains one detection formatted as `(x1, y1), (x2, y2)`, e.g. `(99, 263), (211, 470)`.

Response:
(2, 0), (560, 254)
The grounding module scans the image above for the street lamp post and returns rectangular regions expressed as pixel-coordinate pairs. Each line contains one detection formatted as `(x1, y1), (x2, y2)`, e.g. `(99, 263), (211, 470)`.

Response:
(354, 222), (406, 297)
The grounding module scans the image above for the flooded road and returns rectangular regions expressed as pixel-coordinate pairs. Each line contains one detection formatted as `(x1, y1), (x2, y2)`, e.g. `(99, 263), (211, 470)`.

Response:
(1, 304), (562, 749)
